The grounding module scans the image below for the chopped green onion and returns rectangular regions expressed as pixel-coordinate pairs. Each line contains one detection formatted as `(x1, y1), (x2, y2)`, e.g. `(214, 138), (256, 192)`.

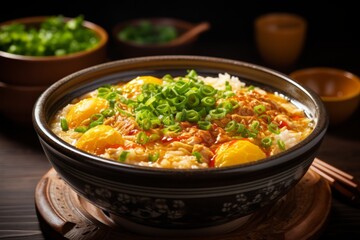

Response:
(136, 131), (148, 144)
(261, 137), (272, 148)
(101, 108), (115, 117)
(60, 118), (69, 131)
(170, 95), (186, 108)
(268, 122), (280, 134)
(174, 80), (190, 94)
(223, 91), (236, 98)
(89, 113), (104, 128)
(139, 118), (152, 130)
(74, 126), (88, 133)
(218, 101), (233, 113)
(251, 120), (260, 132)
(200, 85), (216, 96)
(149, 134), (160, 142)
(198, 121), (212, 130)
(254, 105), (266, 114)
(225, 120), (237, 132)
(162, 115), (175, 126)
(277, 139), (286, 150)
(145, 96), (157, 106)
(242, 129), (257, 138)
(90, 113), (104, 123)
(175, 111), (185, 122)
(192, 151), (202, 163)
(119, 151), (130, 162)
(186, 110), (200, 122)
(148, 152), (160, 162)
(225, 81), (232, 91)
(201, 97), (216, 107)
(186, 69), (198, 79)
(209, 108), (227, 120)
(236, 123), (246, 134)
(247, 85), (255, 91)
(259, 114), (271, 123)
(186, 92), (200, 107)
(162, 74), (173, 82)
(163, 124), (181, 134)
(229, 99), (240, 110)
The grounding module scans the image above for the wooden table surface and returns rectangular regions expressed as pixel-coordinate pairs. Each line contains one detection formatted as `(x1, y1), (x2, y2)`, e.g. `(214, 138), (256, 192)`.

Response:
(1, 42), (359, 239)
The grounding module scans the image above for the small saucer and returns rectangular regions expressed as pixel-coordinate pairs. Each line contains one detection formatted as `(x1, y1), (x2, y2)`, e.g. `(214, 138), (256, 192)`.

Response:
(35, 168), (331, 239)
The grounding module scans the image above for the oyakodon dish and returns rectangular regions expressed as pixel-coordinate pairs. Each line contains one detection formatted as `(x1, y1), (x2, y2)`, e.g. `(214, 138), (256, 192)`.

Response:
(51, 70), (314, 168)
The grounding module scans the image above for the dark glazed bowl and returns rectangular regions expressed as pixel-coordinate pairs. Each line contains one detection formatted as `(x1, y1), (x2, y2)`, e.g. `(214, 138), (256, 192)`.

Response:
(33, 56), (328, 236)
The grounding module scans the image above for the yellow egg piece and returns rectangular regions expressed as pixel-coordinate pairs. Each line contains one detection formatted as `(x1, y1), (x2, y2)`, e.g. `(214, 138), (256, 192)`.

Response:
(76, 125), (124, 155)
(120, 76), (162, 97)
(66, 98), (109, 128)
(214, 140), (266, 167)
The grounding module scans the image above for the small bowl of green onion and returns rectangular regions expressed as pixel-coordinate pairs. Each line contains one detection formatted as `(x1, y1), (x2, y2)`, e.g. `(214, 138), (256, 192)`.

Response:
(112, 18), (209, 58)
(0, 15), (108, 86)
(0, 15), (108, 125)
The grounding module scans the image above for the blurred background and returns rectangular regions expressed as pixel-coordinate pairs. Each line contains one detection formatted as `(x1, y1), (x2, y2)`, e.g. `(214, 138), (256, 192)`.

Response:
(1, 0), (358, 75)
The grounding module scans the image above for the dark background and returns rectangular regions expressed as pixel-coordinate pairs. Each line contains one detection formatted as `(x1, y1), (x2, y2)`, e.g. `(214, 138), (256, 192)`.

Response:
(1, 2), (360, 239)
(1, 0), (359, 75)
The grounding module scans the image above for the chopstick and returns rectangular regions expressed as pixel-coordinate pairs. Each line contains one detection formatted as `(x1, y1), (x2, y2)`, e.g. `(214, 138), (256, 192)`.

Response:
(310, 158), (360, 206)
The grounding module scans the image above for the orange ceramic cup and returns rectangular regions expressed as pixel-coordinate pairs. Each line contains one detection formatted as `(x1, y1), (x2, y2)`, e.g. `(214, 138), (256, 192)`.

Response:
(290, 67), (360, 125)
(255, 13), (307, 70)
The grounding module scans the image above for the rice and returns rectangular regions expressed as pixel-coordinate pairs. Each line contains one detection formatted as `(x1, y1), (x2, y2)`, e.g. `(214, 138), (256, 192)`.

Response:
(199, 73), (245, 91)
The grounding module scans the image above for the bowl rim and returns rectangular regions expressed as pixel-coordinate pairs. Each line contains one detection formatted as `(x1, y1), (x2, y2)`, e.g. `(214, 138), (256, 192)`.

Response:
(112, 17), (198, 48)
(0, 15), (108, 61)
(33, 55), (328, 175)
(289, 67), (360, 102)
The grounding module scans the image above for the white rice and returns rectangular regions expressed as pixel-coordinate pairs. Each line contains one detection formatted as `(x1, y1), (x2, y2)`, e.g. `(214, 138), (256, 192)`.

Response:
(199, 72), (245, 91)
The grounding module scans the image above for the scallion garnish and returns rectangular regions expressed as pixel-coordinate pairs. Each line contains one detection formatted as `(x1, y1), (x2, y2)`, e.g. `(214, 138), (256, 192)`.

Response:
(74, 126), (88, 133)
(192, 151), (202, 163)
(209, 108), (227, 120)
(136, 131), (148, 144)
(60, 118), (69, 131)
(261, 137), (272, 148)
(119, 151), (129, 162)
(148, 152), (160, 162)
(254, 104), (266, 115)
(186, 110), (200, 122)
(268, 122), (280, 134)
(277, 139), (286, 150)
(198, 121), (212, 130)
(225, 120), (237, 132)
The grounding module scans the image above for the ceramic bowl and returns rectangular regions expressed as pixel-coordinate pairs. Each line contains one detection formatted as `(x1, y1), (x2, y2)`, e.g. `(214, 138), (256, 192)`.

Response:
(290, 67), (360, 125)
(0, 16), (108, 86)
(0, 81), (47, 125)
(33, 56), (328, 236)
(112, 18), (209, 58)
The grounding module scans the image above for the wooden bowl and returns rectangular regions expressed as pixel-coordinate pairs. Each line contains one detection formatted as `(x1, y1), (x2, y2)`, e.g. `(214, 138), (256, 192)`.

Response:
(0, 16), (108, 86)
(0, 81), (47, 125)
(112, 18), (209, 58)
(290, 67), (360, 125)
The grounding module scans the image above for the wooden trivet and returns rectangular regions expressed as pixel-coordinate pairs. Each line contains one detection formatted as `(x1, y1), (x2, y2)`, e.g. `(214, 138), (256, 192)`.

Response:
(35, 168), (331, 240)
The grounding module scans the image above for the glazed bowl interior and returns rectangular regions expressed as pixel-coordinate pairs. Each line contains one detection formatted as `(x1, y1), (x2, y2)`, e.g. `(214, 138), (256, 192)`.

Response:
(34, 56), (327, 184)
